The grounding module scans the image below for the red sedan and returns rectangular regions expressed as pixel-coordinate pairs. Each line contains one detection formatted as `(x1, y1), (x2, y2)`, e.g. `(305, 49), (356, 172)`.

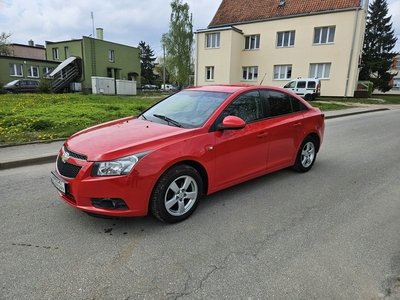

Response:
(51, 85), (325, 223)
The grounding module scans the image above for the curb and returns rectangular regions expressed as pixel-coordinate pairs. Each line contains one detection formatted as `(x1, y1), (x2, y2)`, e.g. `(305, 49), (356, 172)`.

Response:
(0, 155), (57, 170)
(324, 108), (390, 119)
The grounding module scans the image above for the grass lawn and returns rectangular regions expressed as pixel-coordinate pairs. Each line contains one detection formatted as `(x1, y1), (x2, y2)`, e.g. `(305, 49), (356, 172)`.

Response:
(0, 92), (399, 145)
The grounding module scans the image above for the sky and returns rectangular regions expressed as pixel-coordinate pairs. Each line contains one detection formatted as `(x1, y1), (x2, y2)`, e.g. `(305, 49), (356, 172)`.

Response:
(1, 0), (400, 57)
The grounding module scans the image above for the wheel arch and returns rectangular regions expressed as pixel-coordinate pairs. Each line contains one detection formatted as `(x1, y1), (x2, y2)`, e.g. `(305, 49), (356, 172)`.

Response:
(148, 159), (209, 202)
(306, 132), (321, 152)
(174, 160), (209, 196)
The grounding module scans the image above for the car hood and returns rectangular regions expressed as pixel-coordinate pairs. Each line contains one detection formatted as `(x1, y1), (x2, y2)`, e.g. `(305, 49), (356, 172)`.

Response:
(65, 117), (194, 161)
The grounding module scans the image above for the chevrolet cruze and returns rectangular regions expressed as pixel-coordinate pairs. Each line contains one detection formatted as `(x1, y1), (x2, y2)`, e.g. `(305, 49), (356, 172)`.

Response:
(51, 85), (325, 223)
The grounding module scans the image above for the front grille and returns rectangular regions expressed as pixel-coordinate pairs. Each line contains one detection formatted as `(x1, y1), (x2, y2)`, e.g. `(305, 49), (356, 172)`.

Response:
(57, 156), (82, 178)
(64, 147), (87, 161)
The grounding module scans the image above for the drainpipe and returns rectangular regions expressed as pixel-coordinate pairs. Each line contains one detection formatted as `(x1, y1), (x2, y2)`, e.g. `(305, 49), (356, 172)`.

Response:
(194, 32), (199, 86)
(345, 4), (362, 97)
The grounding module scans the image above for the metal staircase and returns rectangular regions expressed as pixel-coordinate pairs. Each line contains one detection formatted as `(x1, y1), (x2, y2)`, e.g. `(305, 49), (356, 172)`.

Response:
(50, 66), (78, 93)
(48, 56), (82, 93)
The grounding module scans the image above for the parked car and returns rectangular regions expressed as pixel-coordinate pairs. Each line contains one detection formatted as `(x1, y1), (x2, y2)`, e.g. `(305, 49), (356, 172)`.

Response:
(4, 79), (40, 93)
(141, 84), (158, 90)
(51, 85), (325, 223)
(283, 77), (321, 100)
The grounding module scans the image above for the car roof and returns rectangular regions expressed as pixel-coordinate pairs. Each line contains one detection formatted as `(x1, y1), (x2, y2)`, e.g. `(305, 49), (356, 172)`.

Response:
(185, 84), (293, 94)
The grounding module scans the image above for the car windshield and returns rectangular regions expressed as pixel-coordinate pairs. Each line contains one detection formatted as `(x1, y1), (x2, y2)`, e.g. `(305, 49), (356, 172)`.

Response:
(140, 90), (231, 128)
(5, 80), (19, 86)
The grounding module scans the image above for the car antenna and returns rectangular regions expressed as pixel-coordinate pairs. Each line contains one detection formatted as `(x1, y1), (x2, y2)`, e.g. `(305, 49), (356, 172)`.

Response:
(260, 73), (267, 85)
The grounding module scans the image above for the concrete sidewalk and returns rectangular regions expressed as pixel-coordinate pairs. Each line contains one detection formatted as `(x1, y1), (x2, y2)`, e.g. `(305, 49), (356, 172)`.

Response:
(0, 106), (393, 170)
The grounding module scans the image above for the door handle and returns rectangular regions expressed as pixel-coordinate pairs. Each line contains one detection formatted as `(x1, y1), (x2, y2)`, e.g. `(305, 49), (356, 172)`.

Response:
(257, 132), (269, 138)
(293, 122), (302, 127)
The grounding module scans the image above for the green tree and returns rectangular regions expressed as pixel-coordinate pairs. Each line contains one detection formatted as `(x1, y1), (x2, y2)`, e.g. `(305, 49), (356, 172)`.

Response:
(0, 32), (13, 56)
(161, 0), (193, 89)
(138, 41), (158, 85)
(359, 0), (398, 92)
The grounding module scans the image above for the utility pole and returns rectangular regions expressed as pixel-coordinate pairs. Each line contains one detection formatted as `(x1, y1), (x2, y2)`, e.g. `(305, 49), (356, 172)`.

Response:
(163, 45), (166, 91)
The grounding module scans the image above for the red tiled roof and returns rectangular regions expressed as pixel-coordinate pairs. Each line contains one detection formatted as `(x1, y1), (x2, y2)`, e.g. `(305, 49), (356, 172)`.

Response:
(209, 0), (362, 28)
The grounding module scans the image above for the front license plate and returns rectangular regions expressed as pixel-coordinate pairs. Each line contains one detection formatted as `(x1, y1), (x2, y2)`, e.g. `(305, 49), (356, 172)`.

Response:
(51, 171), (68, 194)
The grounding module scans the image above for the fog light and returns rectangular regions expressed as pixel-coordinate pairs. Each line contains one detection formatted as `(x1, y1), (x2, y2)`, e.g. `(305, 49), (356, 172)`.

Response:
(90, 198), (129, 210)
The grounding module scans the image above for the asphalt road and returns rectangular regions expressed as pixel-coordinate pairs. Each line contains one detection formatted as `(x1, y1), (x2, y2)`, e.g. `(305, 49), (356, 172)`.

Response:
(1, 109), (400, 300)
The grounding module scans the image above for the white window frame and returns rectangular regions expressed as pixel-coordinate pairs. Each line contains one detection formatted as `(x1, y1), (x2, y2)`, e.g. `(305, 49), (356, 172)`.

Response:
(309, 63), (331, 79)
(313, 26), (335, 44)
(206, 33), (220, 49)
(64, 46), (70, 58)
(9, 63), (23, 77)
(242, 66), (258, 81)
(277, 31), (295, 47)
(244, 35), (260, 50)
(109, 50), (115, 62)
(42, 66), (54, 75)
(52, 48), (59, 60)
(27, 65), (39, 78)
(273, 65), (292, 80)
(206, 66), (214, 81)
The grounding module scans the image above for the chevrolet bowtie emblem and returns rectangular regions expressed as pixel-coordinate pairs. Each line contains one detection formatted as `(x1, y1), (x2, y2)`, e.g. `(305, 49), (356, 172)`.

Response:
(61, 150), (70, 163)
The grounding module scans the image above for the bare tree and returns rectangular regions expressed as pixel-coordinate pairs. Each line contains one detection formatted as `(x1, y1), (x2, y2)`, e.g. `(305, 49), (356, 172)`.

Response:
(0, 32), (13, 56)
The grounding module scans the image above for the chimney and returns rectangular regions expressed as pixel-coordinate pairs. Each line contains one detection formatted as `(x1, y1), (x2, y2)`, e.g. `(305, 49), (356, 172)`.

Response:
(96, 28), (104, 40)
(28, 40), (34, 46)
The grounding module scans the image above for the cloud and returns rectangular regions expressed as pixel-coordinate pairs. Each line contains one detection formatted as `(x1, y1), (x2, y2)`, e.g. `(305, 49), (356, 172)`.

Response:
(1, 0), (399, 53)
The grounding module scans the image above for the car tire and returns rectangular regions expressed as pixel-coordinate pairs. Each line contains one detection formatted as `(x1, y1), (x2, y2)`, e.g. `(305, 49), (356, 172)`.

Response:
(304, 94), (313, 101)
(292, 136), (317, 173)
(150, 164), (203, 223)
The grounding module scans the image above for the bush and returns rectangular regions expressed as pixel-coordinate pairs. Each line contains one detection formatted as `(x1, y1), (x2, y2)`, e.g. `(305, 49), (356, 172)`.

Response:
(37, 79), (52, 94)
(0, 83), (6, 94)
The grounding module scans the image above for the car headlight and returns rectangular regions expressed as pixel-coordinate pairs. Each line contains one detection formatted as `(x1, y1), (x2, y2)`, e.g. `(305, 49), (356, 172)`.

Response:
(92, 151), (151, 176)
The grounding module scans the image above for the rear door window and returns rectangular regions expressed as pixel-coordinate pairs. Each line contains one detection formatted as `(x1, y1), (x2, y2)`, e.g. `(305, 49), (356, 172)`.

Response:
(267, 91), (292, 117)
(307, 81), (316, 89)
(297, 81), (306, 89)
(266, 91), (307, 116)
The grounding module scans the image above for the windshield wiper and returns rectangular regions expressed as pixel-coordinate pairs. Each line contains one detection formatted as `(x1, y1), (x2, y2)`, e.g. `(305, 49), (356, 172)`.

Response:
(153, 114), (182, 127)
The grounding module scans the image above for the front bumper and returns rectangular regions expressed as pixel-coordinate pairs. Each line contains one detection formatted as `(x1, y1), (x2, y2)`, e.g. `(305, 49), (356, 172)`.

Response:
(52, 151), (154, 217)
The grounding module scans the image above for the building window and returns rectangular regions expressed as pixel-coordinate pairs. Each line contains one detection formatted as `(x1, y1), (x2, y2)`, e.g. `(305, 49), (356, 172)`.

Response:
(274, 65), (292, 80)
(27, 65), (39, 78)
(277, 31), (295, 47)
(64, 46), (70, 58)
(313, 26), (335, 44)
(206, 66), (214, 81)
(107, 68), (113, 78)
(242, 66), (258, 81)
(244, 35), (260, 50)
(42, 66), (54, 76)
(206, 33), (220, 48)
(9, 63), (23, 76)
(109, 50), (115, 62)
(309, 63), (331, 79)
(52, 48), (59, 60)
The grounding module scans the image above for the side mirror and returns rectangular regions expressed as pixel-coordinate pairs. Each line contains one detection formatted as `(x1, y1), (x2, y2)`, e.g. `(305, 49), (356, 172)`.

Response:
(219, 115), (246, 130)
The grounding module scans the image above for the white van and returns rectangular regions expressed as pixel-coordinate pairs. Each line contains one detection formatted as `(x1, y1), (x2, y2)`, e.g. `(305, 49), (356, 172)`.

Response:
(283, 78), (321, 100)
(161, 84), (176, 91)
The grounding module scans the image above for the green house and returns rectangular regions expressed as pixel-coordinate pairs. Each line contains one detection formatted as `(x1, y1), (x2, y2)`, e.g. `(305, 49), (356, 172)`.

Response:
(1, 30), (140, 94)
(0, 42), (59, 88)
(45, 30), (141, 93)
